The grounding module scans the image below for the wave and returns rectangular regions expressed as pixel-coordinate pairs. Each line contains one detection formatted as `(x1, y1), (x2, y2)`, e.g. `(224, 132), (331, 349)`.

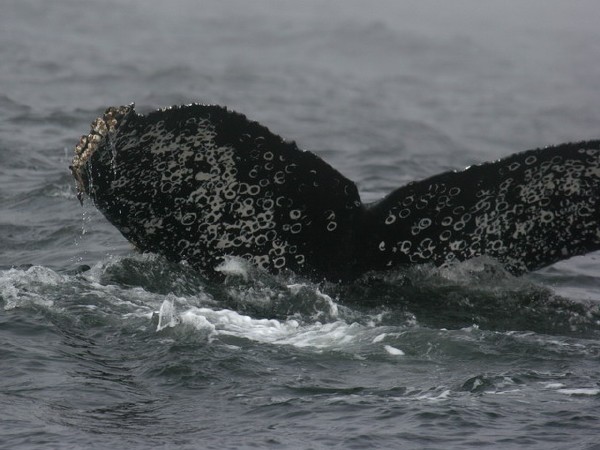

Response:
(2, 254), (600, 355)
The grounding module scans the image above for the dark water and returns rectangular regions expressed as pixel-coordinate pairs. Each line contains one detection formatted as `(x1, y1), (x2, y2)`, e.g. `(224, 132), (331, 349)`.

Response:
(2, 1), (600, 448)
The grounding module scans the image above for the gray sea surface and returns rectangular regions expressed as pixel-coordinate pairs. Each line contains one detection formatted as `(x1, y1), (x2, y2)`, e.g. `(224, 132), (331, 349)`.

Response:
(1, 1), (600, 448)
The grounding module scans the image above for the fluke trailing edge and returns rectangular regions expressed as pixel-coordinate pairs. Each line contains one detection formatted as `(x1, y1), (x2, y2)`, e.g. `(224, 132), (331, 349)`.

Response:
(71, 104), (600, 281)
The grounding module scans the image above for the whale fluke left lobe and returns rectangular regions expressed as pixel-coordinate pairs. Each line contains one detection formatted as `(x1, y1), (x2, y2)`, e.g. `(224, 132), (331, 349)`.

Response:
(72, 104), (363, 281)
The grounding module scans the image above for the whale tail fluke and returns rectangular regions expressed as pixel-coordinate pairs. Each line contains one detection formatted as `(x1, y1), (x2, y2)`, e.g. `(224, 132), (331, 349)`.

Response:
(71, 104), (600, 281)
(362, 141), (600, 275)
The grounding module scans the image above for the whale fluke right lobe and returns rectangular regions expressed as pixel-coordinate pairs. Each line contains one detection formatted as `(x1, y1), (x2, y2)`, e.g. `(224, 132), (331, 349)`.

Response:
(361, 141), (600, 275)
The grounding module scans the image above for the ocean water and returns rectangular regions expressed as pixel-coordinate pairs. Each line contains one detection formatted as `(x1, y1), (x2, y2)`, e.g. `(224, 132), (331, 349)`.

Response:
(1, 0), (600, 448)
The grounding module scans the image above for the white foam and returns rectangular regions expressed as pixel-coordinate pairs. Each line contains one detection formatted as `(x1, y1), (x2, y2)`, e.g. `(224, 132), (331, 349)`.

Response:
(557, 388), (600, 396)
(384, 345), (405, 356)
(0, 266), (64, 310)
(543, 383), (565, 389)
(215, 256), (251, 281)
(179, 309), (217, 334)
(155, 303), (368, 351)
(416, 389), (451, 402)
(373, 333), (386, 343)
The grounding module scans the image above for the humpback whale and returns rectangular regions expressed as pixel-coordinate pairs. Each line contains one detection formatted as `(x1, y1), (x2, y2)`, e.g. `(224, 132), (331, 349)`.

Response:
(71, 104), (600, 282)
